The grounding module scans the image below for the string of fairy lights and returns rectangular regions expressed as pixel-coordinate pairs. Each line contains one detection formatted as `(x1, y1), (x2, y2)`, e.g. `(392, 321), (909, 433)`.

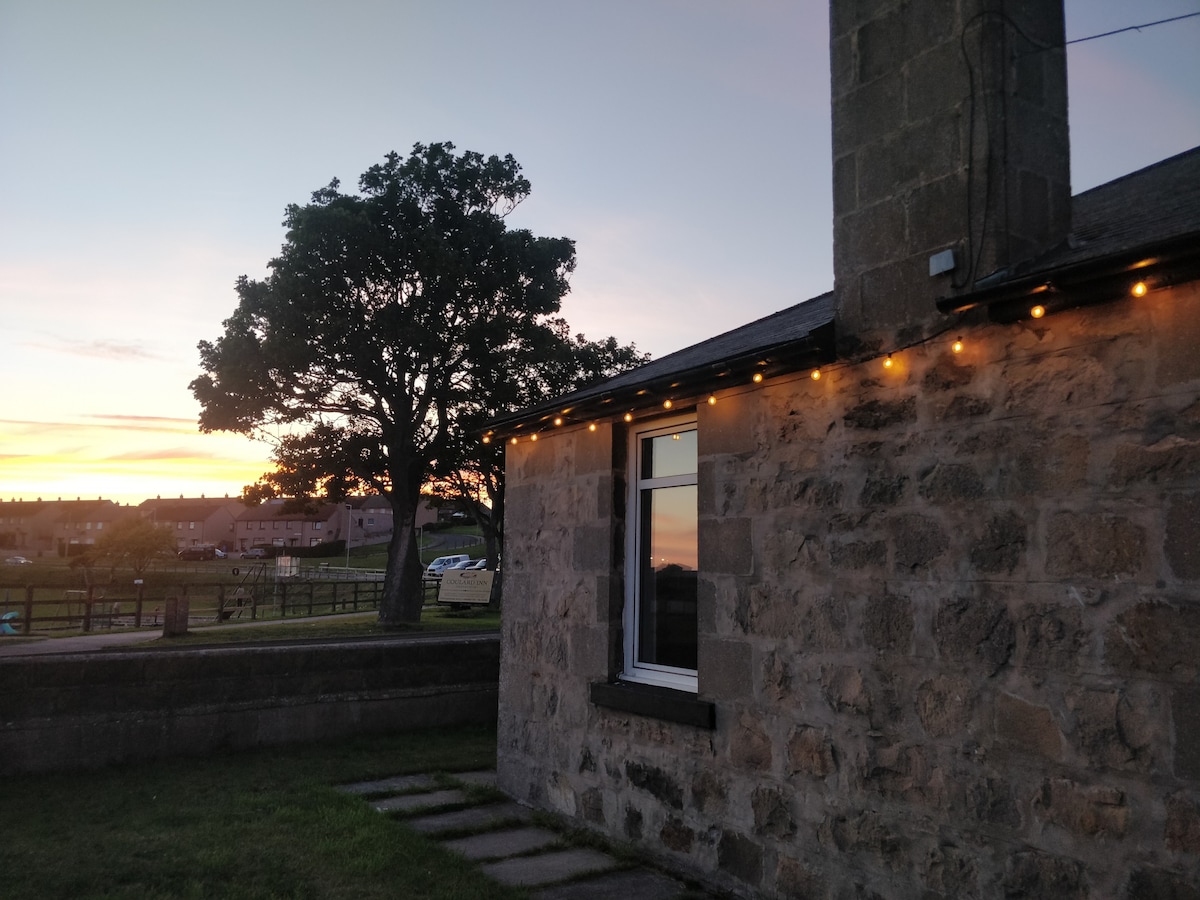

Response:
(484, 276), (1163, 446)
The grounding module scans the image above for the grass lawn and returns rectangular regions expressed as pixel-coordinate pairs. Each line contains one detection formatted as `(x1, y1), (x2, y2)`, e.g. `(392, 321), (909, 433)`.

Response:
(1, 726), (528, 900)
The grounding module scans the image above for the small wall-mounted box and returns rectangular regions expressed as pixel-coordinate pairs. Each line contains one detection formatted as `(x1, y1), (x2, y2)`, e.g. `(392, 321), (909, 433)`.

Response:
(929, 248), (957, 276)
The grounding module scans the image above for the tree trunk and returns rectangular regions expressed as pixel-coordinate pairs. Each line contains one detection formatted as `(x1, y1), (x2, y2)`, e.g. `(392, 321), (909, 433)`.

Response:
(378, 482), (425, 625)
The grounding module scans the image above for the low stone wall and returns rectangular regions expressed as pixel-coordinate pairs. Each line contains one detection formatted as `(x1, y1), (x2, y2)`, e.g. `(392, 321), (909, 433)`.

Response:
(0, 633), (499, 775)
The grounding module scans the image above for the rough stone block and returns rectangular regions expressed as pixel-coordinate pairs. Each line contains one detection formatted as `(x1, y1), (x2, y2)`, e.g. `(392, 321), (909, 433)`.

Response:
(1045, 512), (1145, 579)
(893, 514), (949, 573)
(1126, 867), (1200, 900)
(752, 786), (796, 838)
(696, 638), (751, 702)
(717, 830), (763, 888)
(934, 595), (1014, 676)
(916, 460), (984, 504)
(1174, 687), (1200, 781)
(1003, 850), (1087, 899)
(1165, 792), (1200, 853)
(1109, 439), (1200, 489)
(859, 472), (908, 506)
(1067, 687), (1160, 773)
(624, 760), (683, 810)
(787, 725), (838, 778)
(994, 692), (1063, 759)
(1015, 602), (1081, 671)
(915, 674), (973, 738)
(730, 710), (774, 770)
(844, 396), (917, 430)
(1166, 493), (1200, 580)
(821, 665), (872, 716)
(863, 590), (913, 653)
(1033, 778), (1129, 837)
(970, 511), (1028, 575)
(699, 517), (752, 575)
(1106, 601), (1200, 680)
(659, 816), (694, 853)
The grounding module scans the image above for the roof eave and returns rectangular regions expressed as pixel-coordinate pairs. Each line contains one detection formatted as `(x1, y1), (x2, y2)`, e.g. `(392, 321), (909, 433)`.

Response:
(937, 232), (1200, 321)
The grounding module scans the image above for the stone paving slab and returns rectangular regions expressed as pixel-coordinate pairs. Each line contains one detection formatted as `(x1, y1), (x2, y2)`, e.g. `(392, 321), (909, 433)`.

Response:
(336, 774), (438, 795)
(481, 848), (621, 887)
(450, 770), (497, 788)
(405, 801), (532, 835)
(529, 867), (695, 900)
(372, 788), (467, 813)
(441, 826), (561, 861)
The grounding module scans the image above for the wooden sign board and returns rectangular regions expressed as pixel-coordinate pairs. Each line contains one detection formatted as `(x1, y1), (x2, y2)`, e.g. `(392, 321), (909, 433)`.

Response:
(437, 569), (495, 605)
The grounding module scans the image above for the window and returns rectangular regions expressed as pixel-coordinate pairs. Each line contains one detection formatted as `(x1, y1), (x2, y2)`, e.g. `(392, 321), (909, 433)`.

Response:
(189, 522), (195, 530)
(314, 522), (323, 531)
(623, 415), (698, 692)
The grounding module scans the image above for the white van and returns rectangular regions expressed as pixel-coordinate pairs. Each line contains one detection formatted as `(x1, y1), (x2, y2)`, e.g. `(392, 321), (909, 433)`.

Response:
(426, 554), (470, 577)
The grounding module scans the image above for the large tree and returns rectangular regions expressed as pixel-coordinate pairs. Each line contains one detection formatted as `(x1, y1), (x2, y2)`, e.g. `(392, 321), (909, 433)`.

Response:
(191, 143), (575, 624)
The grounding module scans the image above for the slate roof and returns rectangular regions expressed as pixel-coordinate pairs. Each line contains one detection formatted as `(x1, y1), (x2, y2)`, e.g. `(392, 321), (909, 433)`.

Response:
(943, 145), (1200, 315)
(488, 292), (835, 434)
(494, 146), (1200, 433)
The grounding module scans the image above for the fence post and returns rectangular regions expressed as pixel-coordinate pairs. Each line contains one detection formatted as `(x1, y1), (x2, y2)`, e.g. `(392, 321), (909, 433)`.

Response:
(23, 585), (33, 635)
(135, 583), (144, 628)
(82, 585), (94, 632)
(307, 582), (314, 617)
(280, 581), (288, 618)
(353, 580), (359, 612)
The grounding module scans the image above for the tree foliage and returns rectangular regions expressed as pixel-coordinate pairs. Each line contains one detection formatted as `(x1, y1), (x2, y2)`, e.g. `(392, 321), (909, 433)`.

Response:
(87, 517), (178, 578)
(191, 143), (577, 624)
(431, 317), (648, 565)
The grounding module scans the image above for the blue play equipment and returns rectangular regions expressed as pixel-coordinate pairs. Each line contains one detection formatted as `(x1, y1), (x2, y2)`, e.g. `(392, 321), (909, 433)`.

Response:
(1, 610), (19, 635)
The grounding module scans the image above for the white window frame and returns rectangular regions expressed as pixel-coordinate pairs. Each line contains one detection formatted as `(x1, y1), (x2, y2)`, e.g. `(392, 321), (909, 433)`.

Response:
(622, 414), (698, 693)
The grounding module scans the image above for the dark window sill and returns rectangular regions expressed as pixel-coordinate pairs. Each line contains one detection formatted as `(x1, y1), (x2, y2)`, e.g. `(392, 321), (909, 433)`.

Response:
(589, 680), (715, 729)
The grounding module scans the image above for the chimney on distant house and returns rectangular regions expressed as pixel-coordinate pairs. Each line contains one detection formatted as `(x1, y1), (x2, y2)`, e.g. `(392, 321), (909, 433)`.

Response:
(830, 0), (1071, 341)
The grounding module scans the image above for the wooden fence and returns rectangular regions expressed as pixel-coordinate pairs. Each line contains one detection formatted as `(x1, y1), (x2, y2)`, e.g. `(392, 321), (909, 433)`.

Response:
(0, 578), (402, 635)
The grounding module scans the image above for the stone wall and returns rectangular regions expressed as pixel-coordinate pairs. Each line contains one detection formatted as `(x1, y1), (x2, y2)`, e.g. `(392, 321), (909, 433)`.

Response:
(497, 282), (1200, 898)
(1, 633), (499, 774)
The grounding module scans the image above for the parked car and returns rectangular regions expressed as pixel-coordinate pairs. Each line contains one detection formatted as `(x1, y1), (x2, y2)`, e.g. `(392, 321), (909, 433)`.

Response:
(242, 548), (268, 559)
(465, 558), (489, 570)
(426, 554), (469, 577)
(4, 555), (33, 566)
(446, 559), (477, 570)
(178, 546), (217, 561)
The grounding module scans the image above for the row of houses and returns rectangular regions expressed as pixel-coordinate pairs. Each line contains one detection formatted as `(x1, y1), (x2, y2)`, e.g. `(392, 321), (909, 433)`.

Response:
(0, 495), (442, 557)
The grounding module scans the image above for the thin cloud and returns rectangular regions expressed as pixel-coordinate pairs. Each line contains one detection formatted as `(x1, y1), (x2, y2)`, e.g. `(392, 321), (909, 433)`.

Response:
(105, 447), (221, 462)
(0, 417), (196, 435)
(29, 337), (165, 362)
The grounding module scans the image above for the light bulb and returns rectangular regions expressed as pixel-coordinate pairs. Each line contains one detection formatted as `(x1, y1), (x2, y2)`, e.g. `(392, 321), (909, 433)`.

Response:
(952, 338), (963, 354)
(663, 399), (673, 409)
(810, 369), (821, 381)
(707, 395), (717, 406)
(883, 354), (894, 369)
(1030, 304), (1046, 319)
(752, 372), (764, 384)
(1132, 281), (1148, 298)
(553, 417), (563, 426)
(530, 433), (538, 442)
(482, 435), (491, 444)
(623, 412), (633, 423)
(510, 437), (518, 445)
(588, 423), (597, 432)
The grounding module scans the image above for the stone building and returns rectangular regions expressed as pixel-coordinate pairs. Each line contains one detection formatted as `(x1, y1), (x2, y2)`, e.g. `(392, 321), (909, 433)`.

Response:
(489, 1), (1200, 897)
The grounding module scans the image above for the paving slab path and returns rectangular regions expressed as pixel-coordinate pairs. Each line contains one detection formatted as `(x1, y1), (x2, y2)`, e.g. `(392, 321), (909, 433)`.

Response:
(337, 769), (723, 899)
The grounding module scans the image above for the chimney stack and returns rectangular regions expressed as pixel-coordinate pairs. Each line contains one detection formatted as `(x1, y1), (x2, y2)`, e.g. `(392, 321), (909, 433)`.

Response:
(831, 0), (1071, 340)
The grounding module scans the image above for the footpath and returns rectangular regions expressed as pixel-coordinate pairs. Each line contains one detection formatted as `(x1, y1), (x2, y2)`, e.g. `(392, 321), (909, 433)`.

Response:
(0, 610), (379, 658)
(338, 770), (720, 900)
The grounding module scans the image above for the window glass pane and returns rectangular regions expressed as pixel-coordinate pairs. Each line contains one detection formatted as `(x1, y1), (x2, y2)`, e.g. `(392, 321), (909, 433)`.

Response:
(641, 429), (697, 480)
(637, 484), (697, 670)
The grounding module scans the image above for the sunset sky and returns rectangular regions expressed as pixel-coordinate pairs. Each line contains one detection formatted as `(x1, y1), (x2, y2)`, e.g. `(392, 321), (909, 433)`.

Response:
(2, 1), (1198, 507)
